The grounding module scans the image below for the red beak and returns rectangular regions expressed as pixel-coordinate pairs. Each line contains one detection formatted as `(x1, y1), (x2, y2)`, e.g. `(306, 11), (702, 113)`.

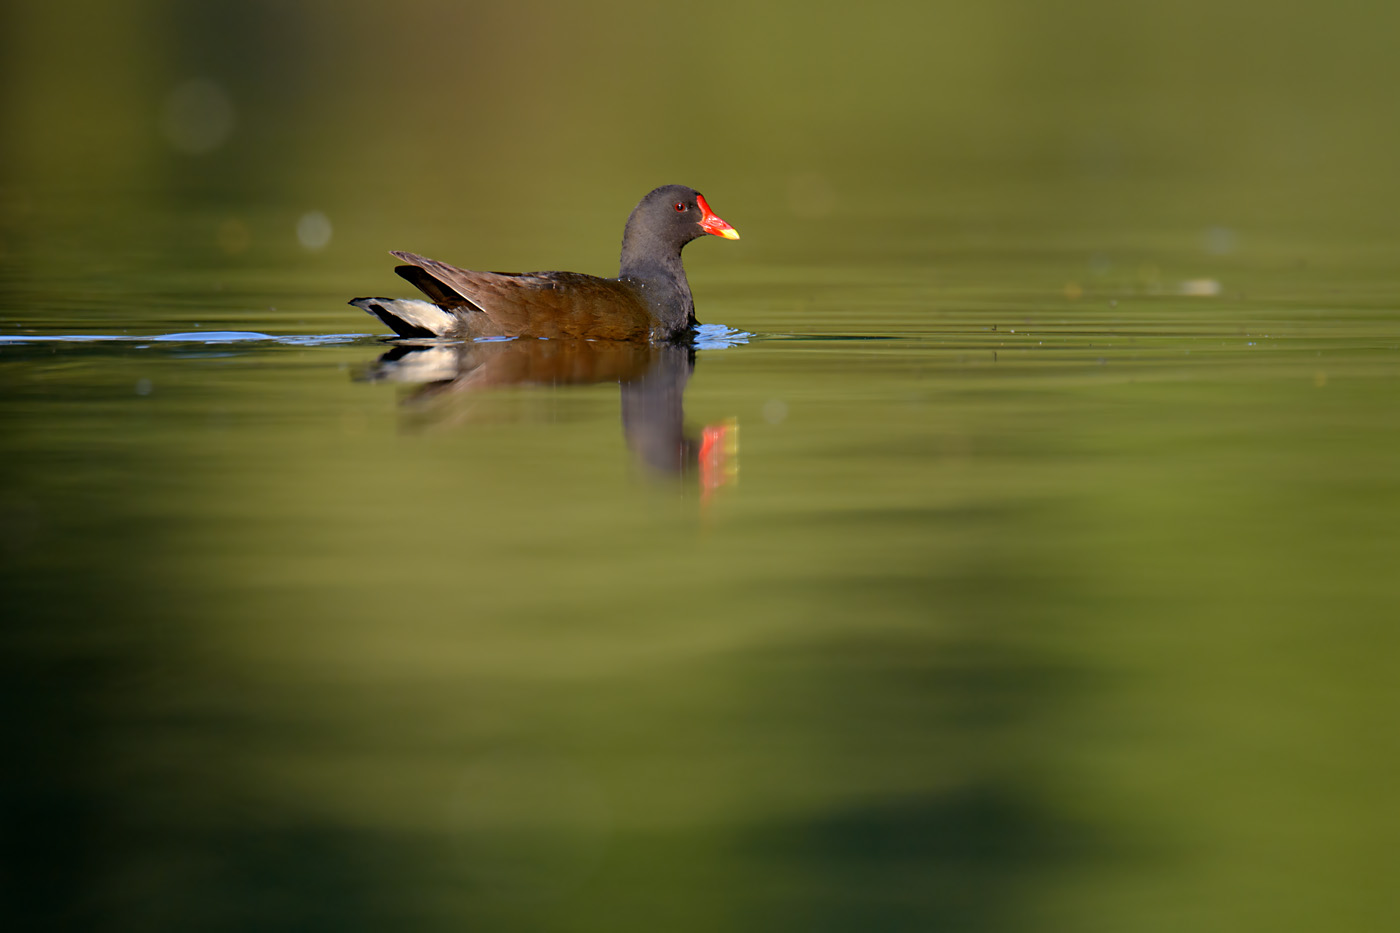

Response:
(696, 194), (740, 240)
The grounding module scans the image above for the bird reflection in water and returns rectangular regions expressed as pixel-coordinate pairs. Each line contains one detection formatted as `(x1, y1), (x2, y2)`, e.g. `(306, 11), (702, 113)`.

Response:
(361, 338), (737, 492)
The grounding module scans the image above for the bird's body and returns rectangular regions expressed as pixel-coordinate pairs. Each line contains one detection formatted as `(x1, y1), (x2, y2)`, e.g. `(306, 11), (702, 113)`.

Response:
(351, 185), (738, 343)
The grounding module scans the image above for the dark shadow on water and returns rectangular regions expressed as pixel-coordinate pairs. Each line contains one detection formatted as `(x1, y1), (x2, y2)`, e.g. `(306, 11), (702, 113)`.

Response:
(0, 519), (423, 931)
(715, 563), (1135, 932)
(742, 785), (1104, 932)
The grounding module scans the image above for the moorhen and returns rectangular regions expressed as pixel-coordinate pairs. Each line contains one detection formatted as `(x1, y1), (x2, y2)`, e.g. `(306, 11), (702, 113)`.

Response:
(351, 184), (739, 343)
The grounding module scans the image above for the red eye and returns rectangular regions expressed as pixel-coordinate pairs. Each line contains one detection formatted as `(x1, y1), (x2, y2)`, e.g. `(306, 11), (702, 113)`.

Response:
(674, 202), (686, 212)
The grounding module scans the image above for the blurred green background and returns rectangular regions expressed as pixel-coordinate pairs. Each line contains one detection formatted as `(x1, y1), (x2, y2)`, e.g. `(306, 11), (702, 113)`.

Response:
(4, 0), (1400, 305)
(3, 2), (1400, 931)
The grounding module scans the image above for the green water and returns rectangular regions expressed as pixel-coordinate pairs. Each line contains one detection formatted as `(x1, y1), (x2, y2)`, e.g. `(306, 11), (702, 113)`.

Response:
(5, 1), (1400, 931)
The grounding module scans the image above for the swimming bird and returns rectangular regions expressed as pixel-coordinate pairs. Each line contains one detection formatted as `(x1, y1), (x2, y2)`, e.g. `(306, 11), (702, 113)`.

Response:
(351, 184), (739, 343)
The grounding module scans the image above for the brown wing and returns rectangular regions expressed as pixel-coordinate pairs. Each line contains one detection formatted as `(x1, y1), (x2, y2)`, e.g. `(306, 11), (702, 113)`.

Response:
(390, 251), (654, 341)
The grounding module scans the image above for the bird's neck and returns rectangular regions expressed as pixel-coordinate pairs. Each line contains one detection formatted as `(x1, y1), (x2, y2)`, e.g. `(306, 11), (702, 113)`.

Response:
(619, 251), (693, 336)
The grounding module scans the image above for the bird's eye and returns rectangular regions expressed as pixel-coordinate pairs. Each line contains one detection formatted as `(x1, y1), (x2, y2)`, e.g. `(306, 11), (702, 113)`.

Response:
(674, 202), (686, 212)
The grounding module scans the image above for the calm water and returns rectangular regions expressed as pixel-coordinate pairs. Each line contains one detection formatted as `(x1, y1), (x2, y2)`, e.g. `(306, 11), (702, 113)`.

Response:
(5, 1), (1400, 930)
(5, 191), (1398, 931)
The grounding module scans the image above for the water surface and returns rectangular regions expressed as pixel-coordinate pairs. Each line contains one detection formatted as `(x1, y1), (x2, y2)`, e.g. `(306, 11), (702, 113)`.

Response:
(7, 205), (1398, 931)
